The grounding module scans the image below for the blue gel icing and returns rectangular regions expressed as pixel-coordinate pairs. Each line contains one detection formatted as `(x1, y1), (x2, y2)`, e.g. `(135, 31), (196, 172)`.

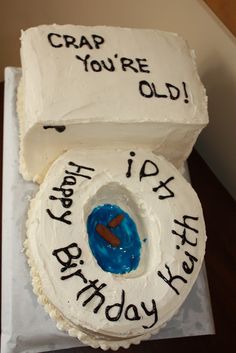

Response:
(87, 204), (141, 274)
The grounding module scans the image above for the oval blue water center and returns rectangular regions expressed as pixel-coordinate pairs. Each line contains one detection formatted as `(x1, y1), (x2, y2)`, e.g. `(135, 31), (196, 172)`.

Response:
(87, 204), (141, 274)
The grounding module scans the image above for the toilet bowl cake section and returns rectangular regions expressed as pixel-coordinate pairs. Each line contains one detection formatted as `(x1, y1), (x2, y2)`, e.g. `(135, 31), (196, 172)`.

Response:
(25, 149), (206, 349)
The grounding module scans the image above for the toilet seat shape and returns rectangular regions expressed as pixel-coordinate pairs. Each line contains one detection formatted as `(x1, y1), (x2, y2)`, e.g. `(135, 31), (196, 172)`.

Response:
(25, 148), (206, 349)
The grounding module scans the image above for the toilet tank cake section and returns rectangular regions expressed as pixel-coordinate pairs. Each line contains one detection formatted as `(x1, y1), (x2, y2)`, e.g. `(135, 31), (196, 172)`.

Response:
(18, 24), (208, 182)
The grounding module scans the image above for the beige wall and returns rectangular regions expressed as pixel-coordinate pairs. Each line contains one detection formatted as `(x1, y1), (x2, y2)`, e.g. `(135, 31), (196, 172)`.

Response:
(1, 0), (236, 199)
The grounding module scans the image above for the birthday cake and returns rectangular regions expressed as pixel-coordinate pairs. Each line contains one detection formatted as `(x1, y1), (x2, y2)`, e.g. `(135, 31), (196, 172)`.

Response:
(18, 24), (208, 350)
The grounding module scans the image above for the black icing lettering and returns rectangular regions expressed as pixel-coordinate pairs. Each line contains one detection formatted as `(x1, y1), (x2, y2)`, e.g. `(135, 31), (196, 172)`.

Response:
(61, 175), (77, 186)
(126, 151), (135, 178)
(77, 279), (107, 314)
(120, 57), (138, 73)
(124, 304), (141, 321)
(152, 176), (175, 199)
(63, 35), (79, 48)
(92, 34), (105, 49)
(79, 35), (93, 49)
(47, 162), (95, 227)
(67, 161), (95, 179)
(48, 33), (63, 48)
(174, 215), (199, 233)
(52, 243), (82, 272)
(136, 58), (150, 73)
(90, 59), (102, 72)
(61, 268), (88, 283)
(182, 251), (198, 274)
(152, 83), (168, 98)
(139, 80), (188, 100)
(105, 290), (125, 321)
(43, 125), (66, 133)
(140, 80), (169, 98)
(141, 300), (158, 329)
(166, 83), (180, 100)
(172, 215), (199, 247)
(139, 159), (159, 181)
(52, 186), (74, 198)
(46, 209), (71, 225)
(101, 58), (115, 72)
(49, 195), (72, 208)
(75, 54), (90, 72)
(139, 80), (169, 99)
(139, 80), (153, 98)
(182, 81), (189, 103)
(157, 264), (187, 295)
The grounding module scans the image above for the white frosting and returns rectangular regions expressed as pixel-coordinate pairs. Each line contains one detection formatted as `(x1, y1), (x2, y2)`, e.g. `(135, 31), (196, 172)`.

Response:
(19, 24), (208, 182)
(26, 149), (206, 349)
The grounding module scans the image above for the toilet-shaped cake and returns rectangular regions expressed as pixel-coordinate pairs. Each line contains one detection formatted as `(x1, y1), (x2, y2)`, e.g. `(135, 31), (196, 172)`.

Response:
(19, 25), (208, 350)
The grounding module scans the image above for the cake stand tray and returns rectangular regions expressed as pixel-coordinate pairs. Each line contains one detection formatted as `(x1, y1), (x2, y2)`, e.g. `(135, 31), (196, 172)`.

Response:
(1, 67), (215, 353)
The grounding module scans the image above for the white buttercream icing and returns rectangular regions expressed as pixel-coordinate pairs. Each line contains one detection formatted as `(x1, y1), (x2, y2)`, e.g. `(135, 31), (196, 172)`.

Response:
(18, 24), (208, 182)
(25, 149), (206, 349)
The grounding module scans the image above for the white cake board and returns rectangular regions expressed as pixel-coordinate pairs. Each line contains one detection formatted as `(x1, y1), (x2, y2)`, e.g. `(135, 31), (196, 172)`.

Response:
(1, 67), (215, 353)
